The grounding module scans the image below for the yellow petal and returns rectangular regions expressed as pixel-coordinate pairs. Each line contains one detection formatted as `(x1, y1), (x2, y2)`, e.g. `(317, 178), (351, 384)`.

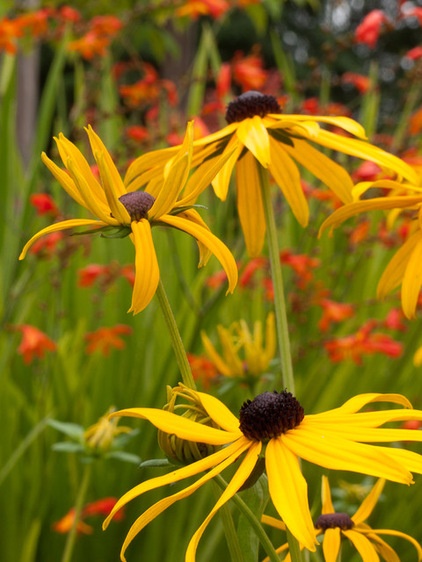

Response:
(268, 138), (309, 227)
(236, 152), (266, 257)
(157, 214), (238, 294)
(128, 220), (159, 314)
(236, 116), (271, 168)
(185, 441), (261, 562)
(401, 234), (422, 319)
(270, 114), (368, 139)
(124, 146), (178, 191)
(19, 219), (105, 260)
(321, 475), (335, 514)
(195, 390), (242, 433)
(41, 152), (86, 208)
(266, 437), (317, 551)
(360, 528), (422, 560)
(200, 331), (232, 378)
(322, 528), (342, 562)
(211, 140), (243, 200)
(316, 393), (413, 416)
(261, 514), (286, 531)
(343, 529), (380, 562)
(95, 150), (131, 224)
(352, 479), (385, 525)
(173, 209), (212, 266)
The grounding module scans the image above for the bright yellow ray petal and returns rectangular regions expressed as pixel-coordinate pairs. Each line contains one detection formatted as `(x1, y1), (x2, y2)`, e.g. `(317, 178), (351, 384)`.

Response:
(284, 426), (413, 484)
(19, 219), (105, 259)
(236, 152), (266, 257)
(173, 209), (212, 266)
(321, 475), (335, 514)
(282, 138), (354, 203)
(314, 393), (413, 415)
(261, 514), (287, 531)
(195, 390), (242, 433)
(95, 150), (131, 224)
(401, 235), (422, 318)
(361, 528), (422, 560)
(185, 441), (262, 562)
(377, 231), (422, 299)
(128, 220), (159, 314)
(103, 438), (248, 529)
(211, 140), (243, 200)
(268, 138), (309, 227)
(270, 114), (368, 139)
(109, 407), (240, 445)
(322, 528), (342, 562)
(379, 446), (422, 476)
(201, 331), (233, 378)
(124, 147), (179, 190)
(236, 116), (271, 168)
(352, 479), (385, 525)
(41, 152), (86, 208)
(157, 214), (238, 294)
(343, 529), (380, 562)
(266, 437), (317, 551)
(192, 122), (237, 147)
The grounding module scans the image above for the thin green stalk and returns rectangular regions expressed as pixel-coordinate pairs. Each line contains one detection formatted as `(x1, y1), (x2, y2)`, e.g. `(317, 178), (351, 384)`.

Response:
(211, 480), (244, 562)
(61, 462), (92, 562)
(214, 475), (281, 562)
(258, 165), (295, 394)
(155, 279), (196, 389)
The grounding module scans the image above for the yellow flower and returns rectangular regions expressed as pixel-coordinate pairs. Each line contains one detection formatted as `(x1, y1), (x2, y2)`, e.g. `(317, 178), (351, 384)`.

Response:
(103, 388), (422, 561)
(19, 123), (237, 314)
(124, 91), (417, 256)
(320, 180), (422, 318)
(200, 312), (276, 380)
(84, 407), (132, 455)
(263, 476), (422, 561)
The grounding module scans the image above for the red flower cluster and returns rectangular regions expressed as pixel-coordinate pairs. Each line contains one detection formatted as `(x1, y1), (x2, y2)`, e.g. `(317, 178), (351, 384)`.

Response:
(53, 497), (124, 534)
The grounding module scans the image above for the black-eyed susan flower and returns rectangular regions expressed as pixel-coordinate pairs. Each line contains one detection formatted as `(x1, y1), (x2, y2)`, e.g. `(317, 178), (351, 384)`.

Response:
(124, 91), (417, 256)
(103, 387), (422, 561)
(320, 180), (422, 318)
(19, 123), (237, 314)
(263, 476), (422, 561)
(200, 312), (276, 382)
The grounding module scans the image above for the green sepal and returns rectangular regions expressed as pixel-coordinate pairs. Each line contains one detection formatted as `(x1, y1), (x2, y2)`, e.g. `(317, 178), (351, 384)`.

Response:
(71, 225), (132, 238)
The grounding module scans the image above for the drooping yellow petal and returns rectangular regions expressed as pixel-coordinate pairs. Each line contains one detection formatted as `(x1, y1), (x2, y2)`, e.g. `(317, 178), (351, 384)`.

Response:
(103, 438), (248, 530)
(321, 475), (335, 514)
(282, 137), (354, 204)
(41, 152), (87, 209)
(360, 528), (422, 560)
(109, 407), (239, 445)
(352, 479), (385, 525)
(201, 331), (233, 378)
(359, 532), (400, 562)
(185, 441), (261, 562)
(236, 151), (266, 257)
(211, 140), (243, 200)
(266, 437), (317, 551)
(284, 425), (413, 484)
(195, 389), (242, 433)
(270, 113), (368, 139)
(315, 393), (413, 416)
(268, 138), (309, 227)
(322, 528), (342, 562)
(128, 220), (159, 314)
(236, 116), (271, 168)
(95, 150), (131, 224)
(261, 514), (287, 531)
(377, 231), (422, 300)
(19, 219), (105, 259)
(343, 529), (380, 562)
(124, 147), (179, 191)
(401, 234), (422, 318)
(157, 213), (238, 294)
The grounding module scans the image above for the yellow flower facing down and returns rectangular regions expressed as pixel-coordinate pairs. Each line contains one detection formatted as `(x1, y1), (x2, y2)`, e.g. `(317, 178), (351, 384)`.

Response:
(84, 407), (132, 454)
(200, 312), (276, 380)
(103, 388), (422, 561)
(263, 476), (422, 562)
(19, 124), (237, 314)
(124, 91), (417, 256)
(320, 180), (422, 319)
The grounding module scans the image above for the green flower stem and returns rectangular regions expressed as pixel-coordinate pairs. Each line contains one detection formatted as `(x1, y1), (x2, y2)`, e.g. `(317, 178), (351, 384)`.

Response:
(155, 279), (196, 390)
(214, 474), (280, 562)
(258, 165), (295, 394)
(61, 462), (92, 562)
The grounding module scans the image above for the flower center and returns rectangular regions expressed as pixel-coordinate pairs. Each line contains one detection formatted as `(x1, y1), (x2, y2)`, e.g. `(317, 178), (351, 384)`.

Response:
(119, 192), (155, 222)
(225, 91), (282, 124)
(239, 390), (304, 442)
(315, 513), (355, 531)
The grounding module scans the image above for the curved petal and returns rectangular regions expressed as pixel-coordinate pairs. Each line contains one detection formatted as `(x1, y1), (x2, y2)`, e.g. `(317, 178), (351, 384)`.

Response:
(124, 147), (178, 191)
(343, 529), (380, 562)
(322, 528), (342, 562)
(172, 209), (212, 266)
(201, 331), (233, 378)
(95, 150), (131, 224)
(195, 390), (242, 433)
(185, 441), (262, 562)
(268, 138), (309, 227)
(401, 235), (422, 318)
(361, 528), (422, 560)
(352, 479), (385, 525)
(266, 437), (317, 551)
(128, 220), (159, 314)
(157, 214), (238, 294)
(109, 407), (240, 445)
(313, 393), (413, 416)
(270, 114), (368, 139)
(236, 116), (271, 168)
(261, 514), (287, 531)
(236, 152), (266, 257)
(41, 152), (87, 209)
(321, 475), (335, 514)
(212, 140), (243, 200)
(103, 438), (248, 529)
(19, 219), (105, 259)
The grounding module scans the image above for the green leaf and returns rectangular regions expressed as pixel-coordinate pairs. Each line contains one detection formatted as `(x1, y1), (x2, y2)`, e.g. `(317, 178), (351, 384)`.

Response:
(47, 419), (84, 440)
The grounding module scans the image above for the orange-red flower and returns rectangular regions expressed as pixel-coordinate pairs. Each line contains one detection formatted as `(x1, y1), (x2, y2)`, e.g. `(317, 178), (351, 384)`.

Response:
(232, 51), (268, 92)
(13, 324), (57, 364)
(318, 299), (355, 332)
(187, 353), (219, 389)
(0, 17), (23, 54)
(354, 10), (392, 48)
(53, 497), (124, 534)
(68, 31), (110, 59)
(30, 193), (59, 216)
(85, 325), (132, 356)
(341, 72), (371, 94)
(29, 231), (64, 257)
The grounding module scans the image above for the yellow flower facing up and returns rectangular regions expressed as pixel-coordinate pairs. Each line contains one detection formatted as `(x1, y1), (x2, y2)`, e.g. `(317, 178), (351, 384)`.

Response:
(103, 388), (422, 561)
(200, 312), (276, 381)
(263, 476), (422, 562)
(320, 180), (422, 319)
(19, 123), (237, 314)
(124, 91), (417, 256)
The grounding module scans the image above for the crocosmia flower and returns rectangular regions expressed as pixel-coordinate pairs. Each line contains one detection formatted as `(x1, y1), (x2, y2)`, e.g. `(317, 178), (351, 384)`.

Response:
(14, 324), (57, 364)
(104, 387), (422, 560)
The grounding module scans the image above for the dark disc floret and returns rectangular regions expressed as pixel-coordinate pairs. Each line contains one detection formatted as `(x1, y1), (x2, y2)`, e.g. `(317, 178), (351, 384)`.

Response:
(315, 513), (355, 531)
(225, 91), (282, 124)
(239, 390), (304, 442)
(119, 192), (155, 222)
